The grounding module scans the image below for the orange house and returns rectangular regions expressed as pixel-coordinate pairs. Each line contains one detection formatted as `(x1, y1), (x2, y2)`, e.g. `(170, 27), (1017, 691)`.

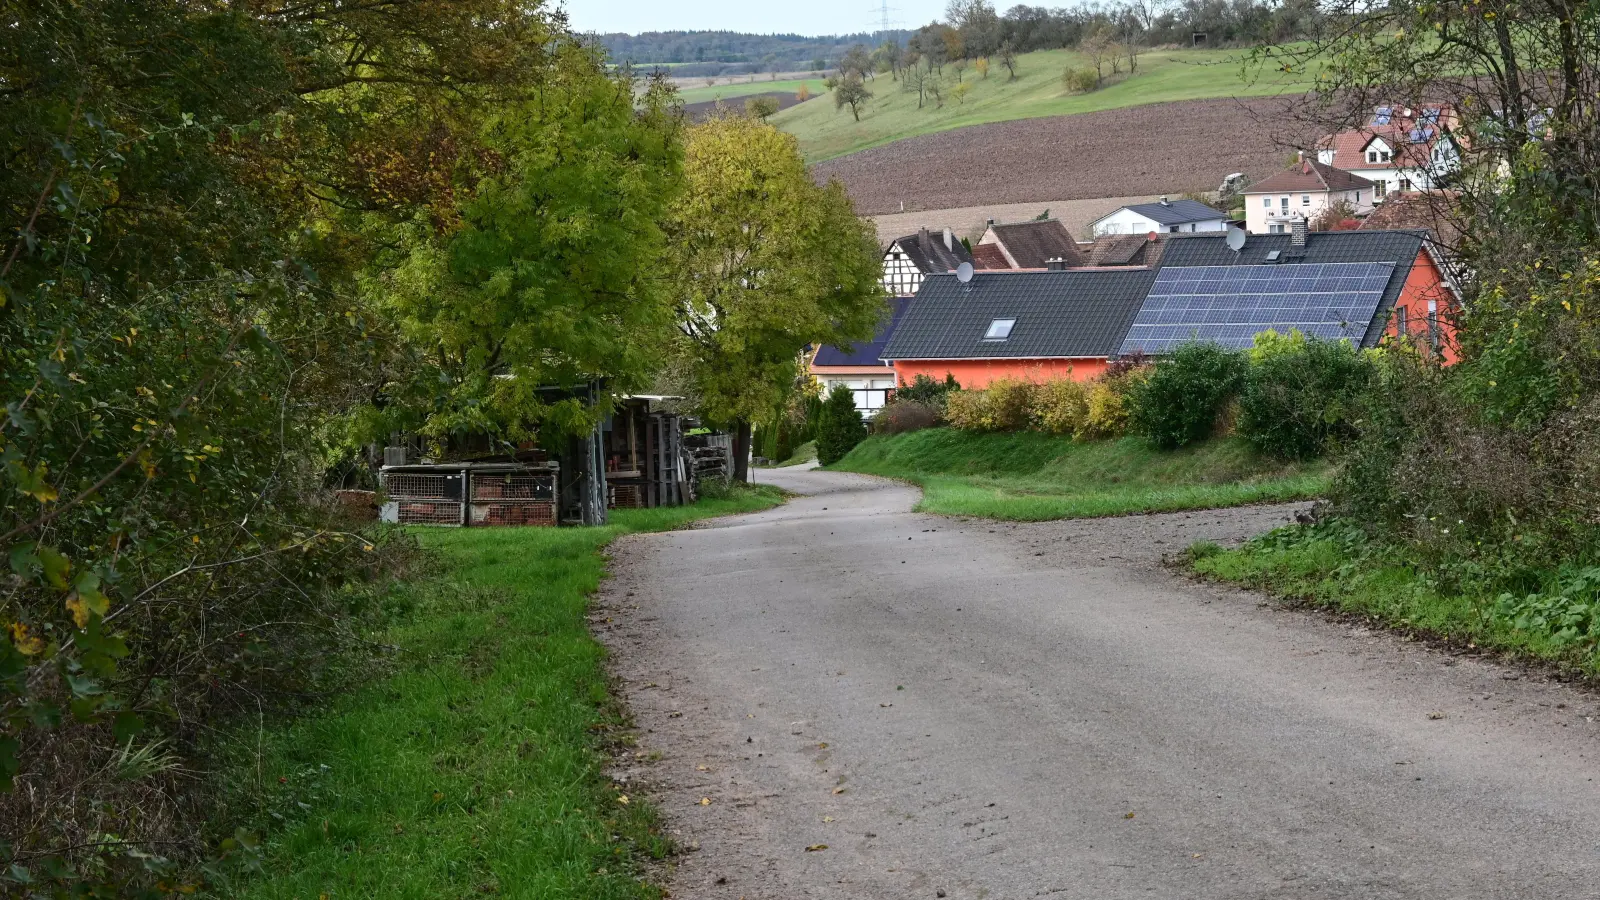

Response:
(1116, 224), (1460, 361)
(882, 268), (1158, 390)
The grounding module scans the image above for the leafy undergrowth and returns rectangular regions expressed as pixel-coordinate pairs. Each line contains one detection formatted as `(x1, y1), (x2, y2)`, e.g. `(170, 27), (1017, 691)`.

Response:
(1190, 524), (1600, 678)
(218, 486), (785, 900)
(832, 428), (1328, 521)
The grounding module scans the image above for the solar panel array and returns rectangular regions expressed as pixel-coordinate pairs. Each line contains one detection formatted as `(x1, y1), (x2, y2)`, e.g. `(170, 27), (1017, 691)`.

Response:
(1119, 262), (1397, 354)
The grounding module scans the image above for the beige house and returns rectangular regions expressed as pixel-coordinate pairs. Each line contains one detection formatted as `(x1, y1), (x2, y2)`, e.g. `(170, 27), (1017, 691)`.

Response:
(1243, 160), (1374, 234)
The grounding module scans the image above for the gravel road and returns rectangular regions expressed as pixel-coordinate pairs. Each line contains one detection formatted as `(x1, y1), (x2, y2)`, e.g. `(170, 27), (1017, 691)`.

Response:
(595, 468), (1600, 899)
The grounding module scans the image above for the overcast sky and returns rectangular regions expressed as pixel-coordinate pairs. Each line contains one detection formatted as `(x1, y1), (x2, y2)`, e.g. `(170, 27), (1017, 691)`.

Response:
(561, 0), (947, 36)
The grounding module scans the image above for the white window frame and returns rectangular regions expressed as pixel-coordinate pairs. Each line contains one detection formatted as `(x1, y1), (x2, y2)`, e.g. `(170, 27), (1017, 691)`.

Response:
(984, 318), (1016, 341)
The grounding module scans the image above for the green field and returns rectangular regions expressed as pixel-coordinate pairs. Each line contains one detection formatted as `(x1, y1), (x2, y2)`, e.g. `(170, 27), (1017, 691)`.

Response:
(675, 77), (827, 105)
(832, 429), (1328, 521)
(772, 46), (1319, 161)
(222, 487), (785, 899)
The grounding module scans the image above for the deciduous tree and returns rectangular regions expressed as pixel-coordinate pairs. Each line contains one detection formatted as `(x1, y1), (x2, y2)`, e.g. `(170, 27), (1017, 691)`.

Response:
(663, 115), (886, 481)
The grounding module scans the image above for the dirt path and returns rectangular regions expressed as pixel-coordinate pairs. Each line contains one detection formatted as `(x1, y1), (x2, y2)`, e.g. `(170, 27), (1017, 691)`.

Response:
(595, 468), (1600, 899)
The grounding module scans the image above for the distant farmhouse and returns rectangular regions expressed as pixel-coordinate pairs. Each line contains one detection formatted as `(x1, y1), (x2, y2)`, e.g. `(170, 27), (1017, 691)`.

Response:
(1091, 198), (1230, 236)
(881, 227), (971, 297)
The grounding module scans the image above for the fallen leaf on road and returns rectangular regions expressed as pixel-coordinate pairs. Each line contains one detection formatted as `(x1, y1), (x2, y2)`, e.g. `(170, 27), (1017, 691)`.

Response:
(879, 703), (893, 708)
(1124, 812), (1136, 819)
(1427, 712), (1447, 720)
(832, 787), (846, 795)
(817, 742), (829, 749)
(696, 765), (710, 771)
(806, 844), (828, 852)
(699, 798), (712, 806)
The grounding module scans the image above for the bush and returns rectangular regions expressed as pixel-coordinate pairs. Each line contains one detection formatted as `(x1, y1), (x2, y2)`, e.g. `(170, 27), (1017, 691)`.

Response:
(1077, 374), (1137, 440)
(986, 378), (1037, 431)
(1033, 378), (1089, 434)
(1238, 335), (1375, 459)
(1128, 342), (1248, 449)
(876, 400), (941, 434)
(1062, 66), (1098, 93)
(816, 383), (868, 464)
(945, 388), (994, 431)
(895, 373), (960, 413)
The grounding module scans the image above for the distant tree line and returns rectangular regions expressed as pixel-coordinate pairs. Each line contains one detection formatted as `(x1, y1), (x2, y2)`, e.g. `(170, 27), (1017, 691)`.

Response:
(597, 29), (915, 77)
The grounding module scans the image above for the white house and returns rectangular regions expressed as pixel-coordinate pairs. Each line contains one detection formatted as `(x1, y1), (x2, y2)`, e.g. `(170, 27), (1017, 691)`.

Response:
(1243, 159), (1374, 234)
(1091, 198), (1230, 236)
(1314, 105), (1462, 198)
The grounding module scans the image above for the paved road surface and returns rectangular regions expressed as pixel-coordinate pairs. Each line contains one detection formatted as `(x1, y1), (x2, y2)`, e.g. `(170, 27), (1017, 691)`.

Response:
(595, 468), (1600, 899)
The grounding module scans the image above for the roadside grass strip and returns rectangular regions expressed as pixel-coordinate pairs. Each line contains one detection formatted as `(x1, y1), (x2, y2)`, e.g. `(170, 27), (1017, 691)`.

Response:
(223, 486), (784, 900)
(1189, 526), (1600, 677)
(833, 429), (1328, 521)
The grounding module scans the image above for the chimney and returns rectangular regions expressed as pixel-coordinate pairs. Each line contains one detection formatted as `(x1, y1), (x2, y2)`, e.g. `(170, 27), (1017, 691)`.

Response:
(986, 217), (996, 226)
(919, 225), (929, 248)
(1290, 215), (1308, 247)
(1046, 257), (1068, 271)
(943, 227), (954, 251)
(1160, 195), (1170, 206)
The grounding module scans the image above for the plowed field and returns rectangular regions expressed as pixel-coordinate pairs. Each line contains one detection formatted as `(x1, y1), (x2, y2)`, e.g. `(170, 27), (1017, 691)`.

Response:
(815, 97), (1310, 216)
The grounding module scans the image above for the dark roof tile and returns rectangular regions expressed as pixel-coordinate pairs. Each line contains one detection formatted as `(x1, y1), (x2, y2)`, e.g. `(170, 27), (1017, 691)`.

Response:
(1119, 198), (1229, 226)
(890, 229), (972, 275)
(882, 269), (1156, 361)
(813, 296), (912, 367)
(988, 220), (1084, 268)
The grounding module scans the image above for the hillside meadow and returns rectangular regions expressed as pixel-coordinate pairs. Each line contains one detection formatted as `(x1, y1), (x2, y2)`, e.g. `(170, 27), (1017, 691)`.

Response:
(772, 45), (1321, 162)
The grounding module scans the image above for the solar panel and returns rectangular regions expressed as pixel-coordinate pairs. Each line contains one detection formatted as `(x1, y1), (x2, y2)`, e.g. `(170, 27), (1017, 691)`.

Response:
(1119, 262), (1397, 355)
(1374, 106), (1392, 125)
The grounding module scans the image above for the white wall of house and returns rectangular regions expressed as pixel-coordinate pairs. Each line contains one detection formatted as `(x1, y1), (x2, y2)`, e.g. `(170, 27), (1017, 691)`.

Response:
(882, 241), (925, 297)
(1245, 187), (1374, 234)
(815, 372), (897, 416)
(1317, 136), (1460, 198)
(1092, 208), (1228, 236)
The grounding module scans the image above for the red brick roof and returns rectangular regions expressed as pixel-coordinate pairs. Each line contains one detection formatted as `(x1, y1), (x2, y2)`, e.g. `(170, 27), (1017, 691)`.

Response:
(970, 243), (1012, 270)
(1247, 159), (1372, 195)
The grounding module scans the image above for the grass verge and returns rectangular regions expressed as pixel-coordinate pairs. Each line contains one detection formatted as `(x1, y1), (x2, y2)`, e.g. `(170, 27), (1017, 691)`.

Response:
(219, 485), (785, 900)
(832, 428), (1328, 521)
(772, 46), (1320, 161)
(1188, 523), (1600, 678)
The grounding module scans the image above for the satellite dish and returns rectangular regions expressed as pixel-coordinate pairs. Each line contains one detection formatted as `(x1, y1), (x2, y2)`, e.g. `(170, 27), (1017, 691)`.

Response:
(955, 262), (975, 284)
(1225, 227), (1247, 252)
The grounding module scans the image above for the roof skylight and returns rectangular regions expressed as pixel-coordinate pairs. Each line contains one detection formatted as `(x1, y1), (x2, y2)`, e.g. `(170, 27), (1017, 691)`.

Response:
(984, 318), (1016, 340)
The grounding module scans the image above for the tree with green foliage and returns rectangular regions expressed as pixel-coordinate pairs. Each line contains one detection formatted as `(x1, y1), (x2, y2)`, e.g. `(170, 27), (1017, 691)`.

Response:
(0, 0), (678, 889)
(1128, 342), (1248, 449)
(663, 114), (886, 481)
(816, 385), (869, 465)
(835, 75), (874, 121)
(746, 95), (781, 121)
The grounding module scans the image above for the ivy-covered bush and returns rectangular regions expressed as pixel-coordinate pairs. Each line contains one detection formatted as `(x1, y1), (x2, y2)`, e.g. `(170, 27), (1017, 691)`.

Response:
(1238, 332), (1375, 459)
(1127, 342), (1247, 449)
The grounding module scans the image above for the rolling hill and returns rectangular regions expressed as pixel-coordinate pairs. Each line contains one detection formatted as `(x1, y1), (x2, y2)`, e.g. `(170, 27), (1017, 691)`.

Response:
(771, 46), (1321, 163)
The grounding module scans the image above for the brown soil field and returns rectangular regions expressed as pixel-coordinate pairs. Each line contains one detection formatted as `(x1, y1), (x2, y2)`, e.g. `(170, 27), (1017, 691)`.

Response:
(683, 92), (810, 122)
(814, 97), (1311, 216)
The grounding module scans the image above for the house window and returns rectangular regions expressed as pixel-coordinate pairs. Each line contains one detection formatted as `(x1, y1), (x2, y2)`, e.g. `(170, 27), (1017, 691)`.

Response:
(1398, 177), (1413, 191)
(1169, 225), (1180, 233)
(1262, 197), (1271, 207)
(1355, 191), (1362, 203)
(1374, 179), (1388, 197)
(984, 318), (1016, 341)
(1269, 223), (1285, 234)
(1301, 194), (1311, 206)
(1280, 196), (1289, 211)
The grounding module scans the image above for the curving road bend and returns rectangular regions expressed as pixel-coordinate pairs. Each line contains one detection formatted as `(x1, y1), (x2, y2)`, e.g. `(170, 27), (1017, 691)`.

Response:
(595, 467), (1600, 900)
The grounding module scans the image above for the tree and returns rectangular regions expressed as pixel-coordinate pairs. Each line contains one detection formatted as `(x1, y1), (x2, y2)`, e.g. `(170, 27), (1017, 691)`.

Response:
(999, 42), (1020, 80)
(663, 115), (886, 482)
(816, 384), (868, 465)
(874, 39), (905, 80)
(975, 56), (991, 78)
(835, 74), (874, 121)
(953, 81), (973, 104)
(746, 95), (781, 121)
(947, 0), (1003, 58)
(1081, 25), (1116, 85)
(904, 57), (931, 108)
(840, 43), (874, 80)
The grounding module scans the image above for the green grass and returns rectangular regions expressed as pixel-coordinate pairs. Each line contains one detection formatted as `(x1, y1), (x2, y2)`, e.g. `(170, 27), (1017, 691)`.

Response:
(775, 439), (817, 467)
(772, 46), (1321, 161)
(832, 428), (1329, 521)
(221, 486), (785, 900)
(675, 77), (826, 105)
(1189, 525), (1600, 677)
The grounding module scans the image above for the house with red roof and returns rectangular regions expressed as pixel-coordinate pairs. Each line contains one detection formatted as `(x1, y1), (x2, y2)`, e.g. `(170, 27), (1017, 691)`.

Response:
(1314, 105), (1462, 199)
(971, 218), (1084, 270)
(1244, 159), (1373, 234)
